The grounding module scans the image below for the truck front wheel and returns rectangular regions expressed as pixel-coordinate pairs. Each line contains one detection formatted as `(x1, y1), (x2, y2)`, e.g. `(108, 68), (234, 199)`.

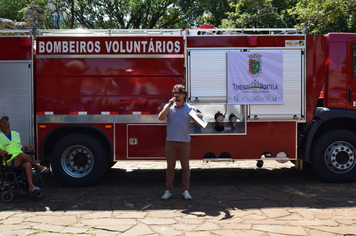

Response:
(51, 134), (108, 187)
(311, 129), (356, 182)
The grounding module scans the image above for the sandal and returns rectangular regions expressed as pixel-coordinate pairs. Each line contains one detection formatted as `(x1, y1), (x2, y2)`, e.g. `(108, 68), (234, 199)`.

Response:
(30, 186), (41, 193)
(40, 166), (50, 174)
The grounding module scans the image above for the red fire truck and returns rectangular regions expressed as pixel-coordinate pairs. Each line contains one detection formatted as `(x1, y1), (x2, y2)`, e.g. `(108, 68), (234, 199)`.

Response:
(1, 28), (356, 187)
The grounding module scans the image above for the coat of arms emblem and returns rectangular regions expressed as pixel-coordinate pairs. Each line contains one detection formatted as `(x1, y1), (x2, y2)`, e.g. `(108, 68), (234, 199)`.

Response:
(248, 53), (262, 76)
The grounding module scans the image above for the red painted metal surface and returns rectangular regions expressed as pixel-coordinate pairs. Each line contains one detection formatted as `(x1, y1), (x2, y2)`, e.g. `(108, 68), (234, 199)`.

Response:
(305, 35), (325, 121)
(187, 35), (305, 48)
(120, 121), (297, 161)
(35, 36), (184, 115)
(36, 36), (183, 55)
(191, 121), (297, 160)
(347, 39), (356, 109)
(126, 124), (166, 159)
(0, 37), (32, 60)
(37, 123), (114, 160)
(323, 33), (356, 108)
(33, 33), (353, 162)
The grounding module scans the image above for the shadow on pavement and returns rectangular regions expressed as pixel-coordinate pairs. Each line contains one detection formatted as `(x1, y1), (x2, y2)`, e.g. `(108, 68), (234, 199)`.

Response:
(1, 163), (356, 218)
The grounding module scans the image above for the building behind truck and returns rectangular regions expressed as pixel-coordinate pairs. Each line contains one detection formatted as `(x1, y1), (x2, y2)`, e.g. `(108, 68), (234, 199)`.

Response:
(0, 28), (356, 187)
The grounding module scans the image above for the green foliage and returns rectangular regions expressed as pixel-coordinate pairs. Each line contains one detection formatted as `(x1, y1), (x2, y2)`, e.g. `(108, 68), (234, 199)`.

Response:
(0, 0), (28, 22)
(41, 0), (231, 29)
(288, 0), (356, 34)
(221, 0), (299, 29)
(195, 0), (232, 26)
(1, 0), (355, 33)
(61, 0), (207, 29)
(221, 0), (356, 34)
(0, 0), (50, 26)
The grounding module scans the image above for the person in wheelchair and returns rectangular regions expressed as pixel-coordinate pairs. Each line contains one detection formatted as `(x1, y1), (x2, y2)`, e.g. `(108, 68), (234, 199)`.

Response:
(0, 116), (50, 193)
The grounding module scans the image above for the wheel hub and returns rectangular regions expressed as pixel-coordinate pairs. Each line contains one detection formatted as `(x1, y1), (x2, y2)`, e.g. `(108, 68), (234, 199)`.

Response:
(326, 142), (355, 173)
(72, 151), (89, 167)
(61, 145), (94, 178)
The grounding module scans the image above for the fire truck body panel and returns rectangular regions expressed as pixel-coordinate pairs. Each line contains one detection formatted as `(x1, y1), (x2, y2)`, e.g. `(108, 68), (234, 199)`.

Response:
(186, 34), (306, 119)
(190, 121), (296, 160)
(35, 36), (184, 115)
(305, 35), (326, 122)
(186, 35), (306, 48)
(324, 34), (348, 108)
(347, 38), (356, 109)
(322, 34), (356, 110)
(2, 29), (356, 186)
(0, 36), (32, 60)
(184, 33), (304, 163)
(125, 124), (166, 159)
(124, 122), (296, 160)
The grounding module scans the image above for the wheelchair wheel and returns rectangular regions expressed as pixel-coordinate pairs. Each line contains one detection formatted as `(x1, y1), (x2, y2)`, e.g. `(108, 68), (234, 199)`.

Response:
(34, 191), (43, 198)
(1, 191), (14, 203)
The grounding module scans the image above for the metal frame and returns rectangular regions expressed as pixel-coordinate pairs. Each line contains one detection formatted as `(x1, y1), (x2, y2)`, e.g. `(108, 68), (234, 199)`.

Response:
(0, 30), (32, 36)
(37, 29), (183, 37)
(187, 28), (303, 36)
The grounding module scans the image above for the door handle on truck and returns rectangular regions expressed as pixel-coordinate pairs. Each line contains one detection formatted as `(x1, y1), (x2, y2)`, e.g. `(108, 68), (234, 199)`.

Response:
(349, 88), (352, 102)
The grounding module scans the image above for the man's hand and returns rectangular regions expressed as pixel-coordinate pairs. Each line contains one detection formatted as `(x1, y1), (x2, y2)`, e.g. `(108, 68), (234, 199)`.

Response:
(22, 145), (35, 153)
(27, 145), (35, 153)
(168, 97), (176, 106)
(0, 150), (8, 158)
(196, 113), (203, 119)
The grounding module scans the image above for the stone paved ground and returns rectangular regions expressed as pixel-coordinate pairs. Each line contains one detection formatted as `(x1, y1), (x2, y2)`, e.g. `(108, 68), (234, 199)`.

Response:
(1, 160), (356, 236)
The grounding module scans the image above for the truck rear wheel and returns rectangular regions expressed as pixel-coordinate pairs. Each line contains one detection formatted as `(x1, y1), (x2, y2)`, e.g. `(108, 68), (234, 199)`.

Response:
(51, 134), (108, 187)
(311, 129), (356, 182)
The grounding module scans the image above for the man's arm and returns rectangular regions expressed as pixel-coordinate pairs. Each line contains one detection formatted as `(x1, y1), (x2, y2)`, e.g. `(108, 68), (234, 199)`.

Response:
(158, 97), (175, 121)
(158, 104), (172, 121)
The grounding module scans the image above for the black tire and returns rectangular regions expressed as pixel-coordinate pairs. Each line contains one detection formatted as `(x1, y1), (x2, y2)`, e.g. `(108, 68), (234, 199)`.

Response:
(1, 191), (14, 203)
(51, 134), (108, 187)
(35, 191), (43, 198)
(107, 161), (117, 170)
(311, 129), (356, 182)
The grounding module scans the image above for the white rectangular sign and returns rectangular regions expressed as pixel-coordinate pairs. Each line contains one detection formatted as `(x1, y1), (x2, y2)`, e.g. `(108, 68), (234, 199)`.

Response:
(189, 110), (208, 128)
(227, 51), (283, 105)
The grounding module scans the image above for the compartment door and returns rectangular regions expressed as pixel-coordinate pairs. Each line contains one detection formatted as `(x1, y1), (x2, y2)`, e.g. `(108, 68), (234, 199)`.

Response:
(127, 124), (166, 159)
(249, 49), (304, 119)
(0, 61), (33, 145)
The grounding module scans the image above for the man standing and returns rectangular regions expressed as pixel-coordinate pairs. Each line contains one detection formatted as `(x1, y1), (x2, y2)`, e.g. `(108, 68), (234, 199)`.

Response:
(158, 84), (203, 200)
(0, 116), (50, 193)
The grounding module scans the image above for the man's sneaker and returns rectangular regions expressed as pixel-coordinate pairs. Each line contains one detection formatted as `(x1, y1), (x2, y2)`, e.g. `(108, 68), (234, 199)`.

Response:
(161, 190), (173, 200)
(182, 190), (192, 200)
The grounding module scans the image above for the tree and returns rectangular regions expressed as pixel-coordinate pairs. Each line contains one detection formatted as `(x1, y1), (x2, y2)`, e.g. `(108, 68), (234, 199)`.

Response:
(191, 0), (232, 27)
(221, 0), (356, 34)
(3, 0), (355, 33)
(52, 0), (205, 29)
(48, 0), (231, 29)
(288, 0), (356, 34)
(221, 0), (299, 29)
(0, 0), (48, 30)
(0, 0), (27, 22)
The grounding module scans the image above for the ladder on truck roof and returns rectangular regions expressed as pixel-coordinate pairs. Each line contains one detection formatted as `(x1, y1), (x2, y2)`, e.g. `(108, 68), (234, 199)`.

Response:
(37, 28), (183, 36)
(187, 28), (303, 36)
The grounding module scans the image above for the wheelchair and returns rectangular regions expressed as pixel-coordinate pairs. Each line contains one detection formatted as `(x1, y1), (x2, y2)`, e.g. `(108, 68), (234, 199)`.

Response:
(0, 152), (45, 202)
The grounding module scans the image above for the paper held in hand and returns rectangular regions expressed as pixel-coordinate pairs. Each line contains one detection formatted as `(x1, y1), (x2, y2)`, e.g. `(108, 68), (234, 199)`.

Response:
(189, 110), (208, 128)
